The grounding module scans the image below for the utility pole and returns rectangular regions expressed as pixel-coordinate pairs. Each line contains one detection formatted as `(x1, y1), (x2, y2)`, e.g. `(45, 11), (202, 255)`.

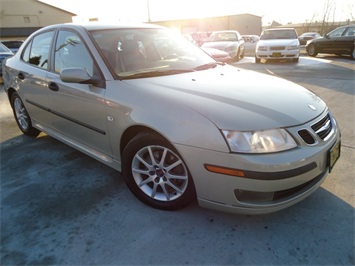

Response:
(147, 0), (151, 22)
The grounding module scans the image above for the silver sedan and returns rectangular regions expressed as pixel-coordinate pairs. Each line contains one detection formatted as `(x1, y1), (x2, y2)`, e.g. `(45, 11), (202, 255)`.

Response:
(202, 30), (245, 61)
(2, 23), (341, 214)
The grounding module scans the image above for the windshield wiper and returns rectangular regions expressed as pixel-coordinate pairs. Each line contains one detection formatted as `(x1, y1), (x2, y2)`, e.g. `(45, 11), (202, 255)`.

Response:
(193, 62), (224, 71)
(119, 69), (195, 80)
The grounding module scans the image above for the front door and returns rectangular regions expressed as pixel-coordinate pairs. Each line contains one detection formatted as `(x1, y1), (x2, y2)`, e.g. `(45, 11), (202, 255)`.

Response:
(46, 30), (112, 158)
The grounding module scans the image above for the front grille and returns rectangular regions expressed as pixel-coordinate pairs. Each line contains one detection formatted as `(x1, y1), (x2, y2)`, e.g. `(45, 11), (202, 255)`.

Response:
(311, 114), (332, 140)
(298, 129), (316, 144)
(298, 113), (333, 145)
(270, 46), (285, 50)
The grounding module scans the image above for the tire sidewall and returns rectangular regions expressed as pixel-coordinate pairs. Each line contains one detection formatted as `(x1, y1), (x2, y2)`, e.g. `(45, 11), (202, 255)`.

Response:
(122, 132), (196, 210)
(10, 92), (39, 136)
(307, 44), (317, 57)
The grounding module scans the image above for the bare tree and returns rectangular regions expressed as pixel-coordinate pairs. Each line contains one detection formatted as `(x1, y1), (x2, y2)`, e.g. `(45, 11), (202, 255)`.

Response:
(347, 2), (355, 22)
(319, 0), (336, 34)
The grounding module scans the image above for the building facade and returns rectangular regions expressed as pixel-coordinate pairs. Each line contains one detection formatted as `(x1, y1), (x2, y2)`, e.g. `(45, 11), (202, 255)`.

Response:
(152, 14), (262, 35)
(0, 0), (76, 40)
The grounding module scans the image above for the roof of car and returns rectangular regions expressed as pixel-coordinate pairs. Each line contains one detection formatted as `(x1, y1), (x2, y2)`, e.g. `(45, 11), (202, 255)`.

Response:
(264, 28), (296, 31)
(300, 32), (319, 35)
(211, 30), (240, 34)
(41, 22), (165, 32)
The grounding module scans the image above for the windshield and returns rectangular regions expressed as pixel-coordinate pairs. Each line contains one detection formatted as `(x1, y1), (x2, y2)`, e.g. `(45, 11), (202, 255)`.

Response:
(208, 32), (238, 42)
(260, 29), (297, 40)
(90, 28), (215, 78)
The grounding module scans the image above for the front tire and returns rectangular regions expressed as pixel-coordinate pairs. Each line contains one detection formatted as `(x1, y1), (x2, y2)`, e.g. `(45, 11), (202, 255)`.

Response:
(307, 44), (318, 57)
(10, 92), (40, 136)
(122, 132), (196, 210)
(351, 47), (355, 60)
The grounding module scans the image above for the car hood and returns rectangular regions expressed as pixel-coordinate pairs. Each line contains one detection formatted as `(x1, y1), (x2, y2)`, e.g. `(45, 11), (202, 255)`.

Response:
(201, 48), (231, 60)
(122, 65), (326, 130)
(202, 47), (230, 57)
(258, 39), (299, 47)
(202, 41), (237, 50)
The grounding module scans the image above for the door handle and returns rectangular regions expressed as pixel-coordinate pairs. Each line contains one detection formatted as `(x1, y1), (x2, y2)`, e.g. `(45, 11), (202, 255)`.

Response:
(18, 72), (25, 80)
(48, 82), (59, 91)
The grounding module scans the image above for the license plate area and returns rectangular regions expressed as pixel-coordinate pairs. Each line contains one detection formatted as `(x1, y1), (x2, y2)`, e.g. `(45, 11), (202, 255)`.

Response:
(328, 140), (341, 172)
(272, 52), (281, 57)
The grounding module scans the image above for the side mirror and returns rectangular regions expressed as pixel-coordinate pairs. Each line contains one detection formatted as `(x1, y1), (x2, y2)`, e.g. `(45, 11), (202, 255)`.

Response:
(60, 67), (105, 88)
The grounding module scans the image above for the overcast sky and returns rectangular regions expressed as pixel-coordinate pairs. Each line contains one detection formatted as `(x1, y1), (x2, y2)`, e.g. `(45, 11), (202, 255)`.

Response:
(40, 0), (354, 26)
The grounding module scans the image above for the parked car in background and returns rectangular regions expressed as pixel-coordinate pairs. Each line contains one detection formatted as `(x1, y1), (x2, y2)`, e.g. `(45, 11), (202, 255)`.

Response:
(202, 30), (245, 61)
(242, 35), (260, 54)
(306, 24), (355, 59)
(0, 42), (14, 83)
(298, 32), (321, 45)
(255, 28), (300, 63)
(1, 40), (24, 53)
(2, 23), (340, 215)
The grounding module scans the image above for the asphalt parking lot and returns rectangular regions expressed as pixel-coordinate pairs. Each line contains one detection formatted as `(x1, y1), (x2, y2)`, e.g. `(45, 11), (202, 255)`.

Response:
(1, 54), (354, 265)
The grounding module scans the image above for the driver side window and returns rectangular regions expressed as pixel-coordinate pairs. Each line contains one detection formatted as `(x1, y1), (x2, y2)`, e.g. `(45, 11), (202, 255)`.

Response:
(54, 31), (94, 76)
(329, 28), (345, 37)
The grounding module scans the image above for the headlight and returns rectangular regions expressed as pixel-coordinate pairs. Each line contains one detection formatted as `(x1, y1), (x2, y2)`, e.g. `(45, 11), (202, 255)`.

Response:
(286, 45), (299, 50)
(222, 129), (297, 153)
(257, 46), (267, 51)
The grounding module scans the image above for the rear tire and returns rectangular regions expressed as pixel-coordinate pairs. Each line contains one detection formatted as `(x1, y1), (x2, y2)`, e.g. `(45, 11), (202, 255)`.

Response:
(255, 56), (261, 63)
(122, 132), (196, 210)
(10, 92), (40, 136)
(351, 48), (355, 60)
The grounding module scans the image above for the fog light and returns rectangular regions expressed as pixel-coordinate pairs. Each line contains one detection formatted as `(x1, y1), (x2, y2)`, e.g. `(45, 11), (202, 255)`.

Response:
(235, 189), (274, 203)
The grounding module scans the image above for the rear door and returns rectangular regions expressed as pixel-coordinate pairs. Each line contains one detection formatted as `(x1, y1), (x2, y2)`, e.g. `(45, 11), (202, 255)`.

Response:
(17, 30), (55, 127)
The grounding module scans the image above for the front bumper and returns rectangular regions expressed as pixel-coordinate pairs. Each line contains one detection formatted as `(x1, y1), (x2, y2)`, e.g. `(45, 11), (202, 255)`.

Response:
(256, 49), (299, 60)
(175, 113), (340, 215)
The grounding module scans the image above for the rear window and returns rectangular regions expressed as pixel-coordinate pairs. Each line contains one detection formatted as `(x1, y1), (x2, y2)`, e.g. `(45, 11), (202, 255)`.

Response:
(2, 41), (23, 49)
(0, 43), (11, 52)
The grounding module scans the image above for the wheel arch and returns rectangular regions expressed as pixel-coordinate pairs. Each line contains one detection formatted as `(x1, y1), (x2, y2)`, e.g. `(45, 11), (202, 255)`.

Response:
(120, 125), (197, 210)
(5, 87), (17, 107)
(120, 125), (169, 156)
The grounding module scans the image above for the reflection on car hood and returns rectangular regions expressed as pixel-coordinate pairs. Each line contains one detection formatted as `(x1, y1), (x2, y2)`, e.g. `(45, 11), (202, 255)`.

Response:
(202, 41), (237, 49)
(123, 65), (326, 130)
